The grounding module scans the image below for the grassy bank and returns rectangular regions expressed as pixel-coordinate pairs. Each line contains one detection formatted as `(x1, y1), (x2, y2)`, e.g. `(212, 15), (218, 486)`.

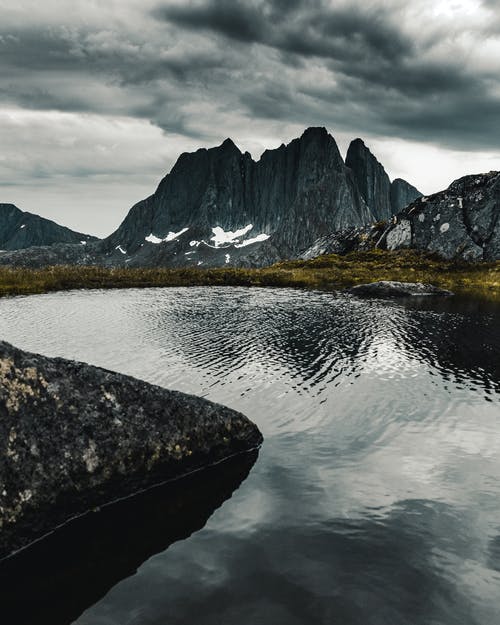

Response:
(0, 250), (498, 300)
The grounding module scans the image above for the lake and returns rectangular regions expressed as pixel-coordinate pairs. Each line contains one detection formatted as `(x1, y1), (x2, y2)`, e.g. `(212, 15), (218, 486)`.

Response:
(0, 286), (499, 625)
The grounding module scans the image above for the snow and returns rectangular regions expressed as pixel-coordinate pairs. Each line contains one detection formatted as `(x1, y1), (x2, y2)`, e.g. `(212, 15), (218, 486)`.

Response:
(225, 253), (231, 264)
(458, 197), (463, 209)
(80, 241), (87, 245)
(145, 234), (163, 244)
(20, 224), (26, 229)
(164, 227), (188, 242)
(235, 233), (270, 248)
(440, 223), (450, 233)
(189, 240), (200, 247)
(418, 214), (425, 223)
(146, 227), (188, 244)
(115, 245), (127, 255)
(210, 224), (253, 247)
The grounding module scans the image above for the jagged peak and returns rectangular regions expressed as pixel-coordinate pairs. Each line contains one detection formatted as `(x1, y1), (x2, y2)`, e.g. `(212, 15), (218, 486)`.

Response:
(346, 138), (380, 161)
(219, 137), (241, 153)
(299, 126), (330, 142)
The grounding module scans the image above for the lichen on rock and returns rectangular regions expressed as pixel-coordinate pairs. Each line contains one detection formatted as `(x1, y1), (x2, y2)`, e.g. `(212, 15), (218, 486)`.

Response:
(0, 340), (263, 559)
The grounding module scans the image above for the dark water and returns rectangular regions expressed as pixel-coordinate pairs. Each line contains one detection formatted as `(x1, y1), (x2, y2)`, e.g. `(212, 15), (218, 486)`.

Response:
(0, 287), (499, 625)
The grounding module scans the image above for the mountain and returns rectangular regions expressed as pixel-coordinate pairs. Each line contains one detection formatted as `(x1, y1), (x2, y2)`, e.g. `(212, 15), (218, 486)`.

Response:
(0, 128), (423, 268)
(103, 128), (373, 260)
(390, 178), (422, 214)
(345, 139), (422, 220)
(98, 127), (421, 268)
(0, 204), (96, 250)
(301, 171), (500, 261)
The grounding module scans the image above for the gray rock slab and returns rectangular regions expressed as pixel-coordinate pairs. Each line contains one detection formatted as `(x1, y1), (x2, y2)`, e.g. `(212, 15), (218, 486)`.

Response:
(347, 281), (454, 298)
(0, 340), (262, 558)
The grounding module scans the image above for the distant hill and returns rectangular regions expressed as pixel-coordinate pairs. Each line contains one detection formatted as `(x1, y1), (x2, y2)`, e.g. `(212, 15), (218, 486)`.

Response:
(0, 204), (97, 251)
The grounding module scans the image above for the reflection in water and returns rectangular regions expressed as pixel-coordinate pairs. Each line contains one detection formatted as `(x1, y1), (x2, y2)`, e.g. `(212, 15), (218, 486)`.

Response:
(0, 452), (258, 625)
(0, 287), (499, 624)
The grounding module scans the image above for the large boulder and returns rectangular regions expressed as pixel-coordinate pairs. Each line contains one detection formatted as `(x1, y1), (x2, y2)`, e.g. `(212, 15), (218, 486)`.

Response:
(385, 172), (500, 261)
(0, 341), (262, 558)
(0, 452), (258, 624)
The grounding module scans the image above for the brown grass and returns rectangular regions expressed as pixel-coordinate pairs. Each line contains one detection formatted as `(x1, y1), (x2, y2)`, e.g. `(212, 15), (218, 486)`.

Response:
(0, 250), (498, 301)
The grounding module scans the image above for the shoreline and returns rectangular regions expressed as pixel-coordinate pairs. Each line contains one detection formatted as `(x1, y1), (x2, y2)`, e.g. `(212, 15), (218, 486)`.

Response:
(0, 250), (498, 301)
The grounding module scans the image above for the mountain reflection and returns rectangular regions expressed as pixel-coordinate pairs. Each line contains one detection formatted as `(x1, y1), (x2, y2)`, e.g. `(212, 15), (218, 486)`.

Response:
(141, 289), (500, 396)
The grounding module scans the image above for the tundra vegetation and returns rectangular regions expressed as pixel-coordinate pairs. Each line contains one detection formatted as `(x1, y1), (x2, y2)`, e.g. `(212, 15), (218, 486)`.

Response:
(0, 250), (498, 301)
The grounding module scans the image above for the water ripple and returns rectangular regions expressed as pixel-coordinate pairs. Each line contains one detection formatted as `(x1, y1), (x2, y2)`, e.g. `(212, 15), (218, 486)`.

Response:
(0, 287), (499, 624)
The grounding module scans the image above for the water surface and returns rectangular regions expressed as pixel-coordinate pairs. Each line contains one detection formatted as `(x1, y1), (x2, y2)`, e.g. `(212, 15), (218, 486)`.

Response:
(0, 287), (499, 625)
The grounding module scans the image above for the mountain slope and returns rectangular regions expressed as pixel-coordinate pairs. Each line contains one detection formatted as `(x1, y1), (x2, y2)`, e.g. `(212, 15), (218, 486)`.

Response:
(345, 139), (422, 220)
(301, 171), (500, 262)
(0, 204), (96, 250)
(385, 171), (500, 261)
(103, 127), (375, 264)
(390, 178), (422, 214)
(0, 128), (425, 268)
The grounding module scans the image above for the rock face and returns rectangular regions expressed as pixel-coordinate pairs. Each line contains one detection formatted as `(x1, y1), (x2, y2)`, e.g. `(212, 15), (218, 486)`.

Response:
(346, 139), (393, 221)
(0, 341), (262, 559)
(300, 224), (385, 259)
(347, 281), (454, 298)
(0, 204), (96, 250)
(345, 140), (421, 221)
(102, 127), (375, 264)
(390, 178), (422, 214)
(384, 172), (500, 261)
(0, 128), (423, 268)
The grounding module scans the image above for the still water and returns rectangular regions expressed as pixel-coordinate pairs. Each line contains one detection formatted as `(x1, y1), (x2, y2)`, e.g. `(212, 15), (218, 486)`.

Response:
(0, 287), (499, 625)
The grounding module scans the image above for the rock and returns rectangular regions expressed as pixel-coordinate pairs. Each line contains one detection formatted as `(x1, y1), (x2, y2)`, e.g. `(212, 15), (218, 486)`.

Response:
(385, 171), (500, 261)
(0, 451), (258, 624)
(347, 281), (454, 298)
(346, 138), (393, 221)
(386, 219), (412, 250)
(299, 224), (384, 259)
(0, 241), (100, 268)
(390, 178), (422, 214)
(0, 204), (97, 251)
(1, 129), (424, 268)
(0, 341), (262, 559)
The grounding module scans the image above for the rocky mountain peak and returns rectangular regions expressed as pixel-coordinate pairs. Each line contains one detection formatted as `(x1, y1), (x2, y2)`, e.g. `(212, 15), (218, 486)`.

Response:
(0, 203), (96, 251)
(219, 137), (241, 154)
(346, 137), (392, 221)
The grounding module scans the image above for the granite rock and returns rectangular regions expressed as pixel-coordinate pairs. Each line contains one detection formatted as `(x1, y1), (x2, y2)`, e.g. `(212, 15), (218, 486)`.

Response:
(347, 281), (454, 298)
(0, 341), (262, 559)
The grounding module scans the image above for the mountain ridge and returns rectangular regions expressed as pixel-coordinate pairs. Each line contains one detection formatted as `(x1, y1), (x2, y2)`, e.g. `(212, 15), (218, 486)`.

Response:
(0, 203), (97, 251)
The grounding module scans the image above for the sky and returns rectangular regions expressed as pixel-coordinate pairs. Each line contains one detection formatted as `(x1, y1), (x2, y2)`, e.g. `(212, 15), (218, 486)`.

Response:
(1, 0), (500, 237)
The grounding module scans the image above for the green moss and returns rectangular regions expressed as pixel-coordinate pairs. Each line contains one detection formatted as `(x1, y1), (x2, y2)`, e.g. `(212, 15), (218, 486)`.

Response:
(0, 250), (498, 301)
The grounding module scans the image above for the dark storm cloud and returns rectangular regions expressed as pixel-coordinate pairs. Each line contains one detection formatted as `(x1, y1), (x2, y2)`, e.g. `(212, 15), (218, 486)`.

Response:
(149, 0), (500, 150)
(156, 0), (413, 62)
(1, 0), (500, 155)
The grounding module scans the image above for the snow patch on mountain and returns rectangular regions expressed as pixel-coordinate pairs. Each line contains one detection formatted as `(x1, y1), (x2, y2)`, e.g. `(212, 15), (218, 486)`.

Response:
(145, 227), (189, 245)
(211, 224), (253, 247)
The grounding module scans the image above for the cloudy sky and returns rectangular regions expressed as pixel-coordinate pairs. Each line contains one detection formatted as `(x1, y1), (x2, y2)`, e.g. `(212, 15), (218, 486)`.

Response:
(1, 0), (500, 236)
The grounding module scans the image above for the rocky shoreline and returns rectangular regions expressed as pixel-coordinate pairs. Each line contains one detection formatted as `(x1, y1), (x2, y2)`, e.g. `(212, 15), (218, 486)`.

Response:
(0, 341), (263, 559)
